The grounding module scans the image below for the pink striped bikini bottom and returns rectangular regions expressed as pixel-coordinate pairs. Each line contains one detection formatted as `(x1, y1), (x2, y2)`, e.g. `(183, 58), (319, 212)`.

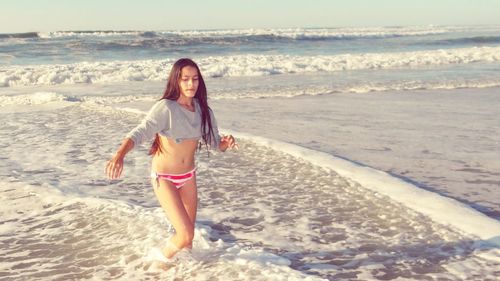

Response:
(151, 167), (196, 189)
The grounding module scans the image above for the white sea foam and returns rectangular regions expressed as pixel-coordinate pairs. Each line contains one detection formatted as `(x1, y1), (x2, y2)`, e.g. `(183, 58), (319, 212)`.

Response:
(0, 181), (322, 280)
(341, 79), (500, 94)
(0, 91), (81, 105)
(209, 78), (500, 99)
(228, 131), (500, 246)
(0, 59), (173, 87)
(2, 46), (499, 87)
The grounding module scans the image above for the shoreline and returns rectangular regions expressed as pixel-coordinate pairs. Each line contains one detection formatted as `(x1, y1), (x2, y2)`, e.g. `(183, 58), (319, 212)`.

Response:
(211, 86), (500, 220)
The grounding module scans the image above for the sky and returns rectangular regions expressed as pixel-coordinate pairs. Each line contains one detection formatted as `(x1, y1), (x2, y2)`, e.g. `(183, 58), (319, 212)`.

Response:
(1, 0), (500, 33)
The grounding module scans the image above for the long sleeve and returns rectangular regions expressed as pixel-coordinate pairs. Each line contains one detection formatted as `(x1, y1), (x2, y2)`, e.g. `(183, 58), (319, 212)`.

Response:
(208, 109), (222, 150)
(126, 100), (170, 146)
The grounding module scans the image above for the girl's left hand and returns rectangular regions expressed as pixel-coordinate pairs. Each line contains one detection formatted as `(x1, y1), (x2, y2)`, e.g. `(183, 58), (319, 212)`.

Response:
(219, 135), (238, 152)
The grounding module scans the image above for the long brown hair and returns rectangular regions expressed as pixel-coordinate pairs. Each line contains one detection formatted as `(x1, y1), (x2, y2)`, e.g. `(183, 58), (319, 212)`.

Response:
(149, 58), (216, 155)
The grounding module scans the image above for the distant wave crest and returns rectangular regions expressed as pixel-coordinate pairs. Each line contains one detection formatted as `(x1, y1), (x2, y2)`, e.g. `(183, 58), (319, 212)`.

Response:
(0, 32), (39, 39)
(1, 26), (455, 41)
(431, 36), (500, 45)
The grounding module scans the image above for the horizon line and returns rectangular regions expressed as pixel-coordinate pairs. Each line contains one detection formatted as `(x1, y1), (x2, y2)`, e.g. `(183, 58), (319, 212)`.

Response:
(2, 23), (500, 35)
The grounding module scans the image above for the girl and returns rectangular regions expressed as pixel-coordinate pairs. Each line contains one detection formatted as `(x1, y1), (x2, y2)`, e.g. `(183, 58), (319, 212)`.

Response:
(105, 58), (237, 261)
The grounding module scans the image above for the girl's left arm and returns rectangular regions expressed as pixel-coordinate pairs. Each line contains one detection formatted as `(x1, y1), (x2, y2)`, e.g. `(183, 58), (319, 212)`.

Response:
(209, 109), (238, 152)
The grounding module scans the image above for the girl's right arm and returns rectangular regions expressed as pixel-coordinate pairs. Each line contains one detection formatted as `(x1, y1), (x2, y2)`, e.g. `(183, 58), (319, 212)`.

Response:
(105, 100), (170, 180)
(126, 100), (171, 147)
(106, 138), (135, 179)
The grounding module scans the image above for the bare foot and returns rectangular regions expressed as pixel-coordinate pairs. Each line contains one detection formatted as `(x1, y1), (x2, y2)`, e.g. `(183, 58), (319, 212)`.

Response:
(162, 239), (181, 259)
(149, 260), (173, 271)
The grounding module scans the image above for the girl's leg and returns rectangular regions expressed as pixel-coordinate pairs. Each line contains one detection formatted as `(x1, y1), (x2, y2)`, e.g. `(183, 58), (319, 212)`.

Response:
(177, 176), (198, 248)
(152, 178), (194, 259)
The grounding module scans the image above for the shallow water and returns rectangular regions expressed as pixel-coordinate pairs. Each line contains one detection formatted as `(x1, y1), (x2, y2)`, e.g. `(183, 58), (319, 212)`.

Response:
(210, 85), (500, 220)
(1, 104), (498, 280)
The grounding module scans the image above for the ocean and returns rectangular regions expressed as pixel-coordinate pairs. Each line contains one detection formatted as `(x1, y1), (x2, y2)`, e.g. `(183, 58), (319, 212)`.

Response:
(1, 26), (499, 280)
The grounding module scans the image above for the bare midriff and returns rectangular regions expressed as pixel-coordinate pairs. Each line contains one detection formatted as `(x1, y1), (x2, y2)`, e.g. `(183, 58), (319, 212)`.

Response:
(151, 135), (199, 174)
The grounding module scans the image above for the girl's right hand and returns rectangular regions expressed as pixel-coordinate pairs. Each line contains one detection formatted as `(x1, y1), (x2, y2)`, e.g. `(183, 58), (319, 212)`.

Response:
(106, 138), (135, 180)
(106, 155), (124, 180)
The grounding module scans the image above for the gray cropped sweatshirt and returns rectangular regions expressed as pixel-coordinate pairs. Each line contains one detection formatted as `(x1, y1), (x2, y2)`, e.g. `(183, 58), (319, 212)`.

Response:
(126, 99), (221, 149)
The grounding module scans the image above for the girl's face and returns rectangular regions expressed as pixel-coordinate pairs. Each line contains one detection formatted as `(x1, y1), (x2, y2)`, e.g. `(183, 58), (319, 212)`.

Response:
(178, 66), (199, 98)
